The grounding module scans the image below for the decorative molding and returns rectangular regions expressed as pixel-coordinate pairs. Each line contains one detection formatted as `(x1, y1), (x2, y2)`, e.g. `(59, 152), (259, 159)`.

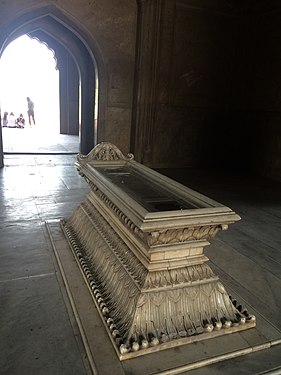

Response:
(147, 225), (223, 246)
(142, 263), (218, 290)
(27, 34), (58, 69)
(77, 142), (134, 163)
(84, 180), (148, 244)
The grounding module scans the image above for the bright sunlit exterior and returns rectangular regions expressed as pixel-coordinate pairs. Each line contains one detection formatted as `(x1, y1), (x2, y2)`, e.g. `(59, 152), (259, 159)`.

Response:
(0, 34), (59, 132)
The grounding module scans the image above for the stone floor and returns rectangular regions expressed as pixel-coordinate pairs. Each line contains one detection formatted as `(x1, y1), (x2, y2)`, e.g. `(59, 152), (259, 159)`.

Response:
(0, 133), (281, 374)
(0, 153), (90, 375)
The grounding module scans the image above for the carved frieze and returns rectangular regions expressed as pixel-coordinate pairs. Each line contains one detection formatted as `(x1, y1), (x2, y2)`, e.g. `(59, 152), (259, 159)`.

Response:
(147, 225), (224, 246)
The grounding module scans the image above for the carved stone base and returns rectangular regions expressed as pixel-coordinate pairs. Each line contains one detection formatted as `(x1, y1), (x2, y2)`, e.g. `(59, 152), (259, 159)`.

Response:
(61, 143), (256, 359)
(61, 198), (255, 359)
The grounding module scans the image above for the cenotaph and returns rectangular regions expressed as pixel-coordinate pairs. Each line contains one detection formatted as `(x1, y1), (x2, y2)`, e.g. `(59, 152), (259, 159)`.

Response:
(61, 142), (255, 360)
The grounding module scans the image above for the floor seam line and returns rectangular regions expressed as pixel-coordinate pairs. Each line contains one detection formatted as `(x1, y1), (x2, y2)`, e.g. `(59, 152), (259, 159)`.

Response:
(0, 272), (55, 283)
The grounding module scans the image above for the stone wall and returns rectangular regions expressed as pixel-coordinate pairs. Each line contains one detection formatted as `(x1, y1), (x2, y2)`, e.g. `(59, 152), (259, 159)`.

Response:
(132, 0), (245, 169)
(132, 0), (281, 182)
(244, 9), (281, 182)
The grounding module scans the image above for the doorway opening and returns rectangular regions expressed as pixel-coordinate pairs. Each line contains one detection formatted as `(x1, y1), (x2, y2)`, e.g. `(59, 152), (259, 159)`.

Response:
(0, 34), (79, 154)
(0, 8), (102, 163)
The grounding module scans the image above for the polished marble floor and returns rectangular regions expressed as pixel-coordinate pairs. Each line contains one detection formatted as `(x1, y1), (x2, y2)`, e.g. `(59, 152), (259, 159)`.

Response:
(0, 154), (90, 375)
(0, 143), (281, 374)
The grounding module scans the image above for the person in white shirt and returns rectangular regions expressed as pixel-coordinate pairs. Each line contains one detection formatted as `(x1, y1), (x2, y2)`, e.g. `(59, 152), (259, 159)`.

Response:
(8, 112), (16, 127)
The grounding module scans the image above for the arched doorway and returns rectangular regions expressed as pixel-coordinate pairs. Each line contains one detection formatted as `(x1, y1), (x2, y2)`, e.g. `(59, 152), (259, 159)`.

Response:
(0, 5), (103, 165)
(0, 34), (65, 153)
(0, 35), (60, 128)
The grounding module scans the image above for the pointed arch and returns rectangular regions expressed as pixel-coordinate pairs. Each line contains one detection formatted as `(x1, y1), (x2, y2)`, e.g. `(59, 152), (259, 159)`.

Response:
(0, 4), (106, 156)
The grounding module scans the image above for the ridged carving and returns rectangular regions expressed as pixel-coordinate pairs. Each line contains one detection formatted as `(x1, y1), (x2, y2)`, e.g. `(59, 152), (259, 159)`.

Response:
(125, 281), (243, 346)
(62, 201), (147, 338)
(147, 225), (223, 246)
(62, 197), (256, 358)
(87, 180), (146, 241)
(143, 264), (217, 290)
(77, 142), (134, 162)
(75, 200), (146, 285)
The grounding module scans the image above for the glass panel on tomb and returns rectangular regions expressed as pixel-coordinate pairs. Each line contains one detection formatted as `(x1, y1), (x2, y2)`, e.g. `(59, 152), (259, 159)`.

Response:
(97, 166), (204, 212)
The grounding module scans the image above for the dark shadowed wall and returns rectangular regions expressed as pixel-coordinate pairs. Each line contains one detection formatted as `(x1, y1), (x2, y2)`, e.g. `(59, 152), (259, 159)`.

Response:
(132, 0), (281, 182)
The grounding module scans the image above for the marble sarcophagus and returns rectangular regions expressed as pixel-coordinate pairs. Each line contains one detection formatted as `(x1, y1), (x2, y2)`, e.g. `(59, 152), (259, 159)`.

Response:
(61, 142), (256, 360)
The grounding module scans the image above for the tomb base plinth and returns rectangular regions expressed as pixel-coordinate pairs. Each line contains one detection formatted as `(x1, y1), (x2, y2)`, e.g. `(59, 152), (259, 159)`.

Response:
(62, 142), (256, 359)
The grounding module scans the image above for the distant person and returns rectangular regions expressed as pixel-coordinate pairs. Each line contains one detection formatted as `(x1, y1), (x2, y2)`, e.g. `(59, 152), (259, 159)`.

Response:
(8, 112), (16, 127)
(15, 113), (25, 128)
(26, 97), (35, 126)
(2, 111), (8, 127)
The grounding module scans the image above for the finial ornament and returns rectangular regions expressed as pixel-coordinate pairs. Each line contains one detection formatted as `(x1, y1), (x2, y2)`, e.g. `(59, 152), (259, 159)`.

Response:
(77, 142), (134, 162)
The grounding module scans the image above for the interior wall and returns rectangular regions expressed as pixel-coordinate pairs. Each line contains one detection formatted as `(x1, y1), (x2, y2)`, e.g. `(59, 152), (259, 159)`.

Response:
(244, 9), (281, 182)
(156, 1), (240, 169)
(133, 0), (281, 183)
(133, 0), (244, 169)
